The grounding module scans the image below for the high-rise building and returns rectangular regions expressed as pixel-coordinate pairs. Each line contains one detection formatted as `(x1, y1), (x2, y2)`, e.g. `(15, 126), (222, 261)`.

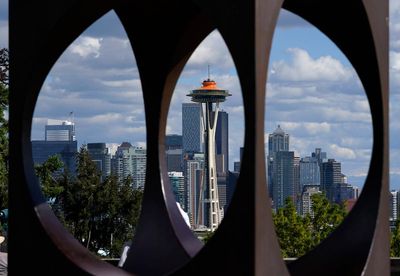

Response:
(87, 143), (111, 182)
(268, 125), (289, 154)
(299, 156), (320, 188)
(212, 110), (229, 174)
(334, 182), (357, 204)
(227, 171), (239, 208)
(390, 190), (398, 221)
(31, 141), (78, 173)
(32, 119), (77, 174)
(131, 147), (146, 190)
(185, 153), (204, 229)
(233, 161), (241, 173)
(233, 147), (244, 173)
(268, 125), (294, 210)
(166, 149), (183, 172)
(165, 135), (183, 172)
(320, 159), (342, 202)
(294, 156), (301, 208)
(300, 185), (321, 217)
(182, 103), (203, 154)
(165, 134), (183, 150)
(271, 150), (295, 210)
(312, 148), (327, 165)
(168, 172), (186, 209)
(111, 142), (147, 189)
(45, 119), (76, 141)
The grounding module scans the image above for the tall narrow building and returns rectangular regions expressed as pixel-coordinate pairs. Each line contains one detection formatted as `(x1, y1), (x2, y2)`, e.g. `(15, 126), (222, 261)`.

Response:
(320, 159), (342, 202)
(271, 151), (295, 210)
(185, 153), (204, 229)
(182, 103), (203, 154)
(267, 125), (295, 210)
(87, 143), (111, 182)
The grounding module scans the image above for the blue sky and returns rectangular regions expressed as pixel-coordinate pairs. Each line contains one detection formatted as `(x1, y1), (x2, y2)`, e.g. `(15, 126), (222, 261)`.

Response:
(1, 1), (399, 190)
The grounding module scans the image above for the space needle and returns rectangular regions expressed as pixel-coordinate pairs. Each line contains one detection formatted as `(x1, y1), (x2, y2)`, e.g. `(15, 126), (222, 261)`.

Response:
(187, 68), (231, 231)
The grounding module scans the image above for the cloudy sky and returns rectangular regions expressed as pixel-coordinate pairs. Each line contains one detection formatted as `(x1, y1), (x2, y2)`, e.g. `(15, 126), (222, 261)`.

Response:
(1, 1), (399, 190)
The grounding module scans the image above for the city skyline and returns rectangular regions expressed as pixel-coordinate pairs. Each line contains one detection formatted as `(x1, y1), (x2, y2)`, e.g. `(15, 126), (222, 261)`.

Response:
(1, 1), (399, 189)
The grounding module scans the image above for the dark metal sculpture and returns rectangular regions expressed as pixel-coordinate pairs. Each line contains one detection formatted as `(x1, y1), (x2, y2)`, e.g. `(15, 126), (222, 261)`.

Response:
(9, 0), (388, 275)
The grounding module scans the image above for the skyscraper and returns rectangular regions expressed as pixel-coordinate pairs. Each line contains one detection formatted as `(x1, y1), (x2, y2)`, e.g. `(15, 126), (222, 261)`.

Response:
(268, 125), (290, 197)
(320, 159), (342, 202)
(300, 185), (321, 217)
(271, 151), (295, 210)
(45, 119), (76, 141)
(32, 119), (77, 174)
(267, 125), (295, 210)
(182, 103), (202, 154)
(166, 149), (183, 172)
(212, 110), (229, 174)
(111, 142), (147, 189)
(165, 134), (183, 172)
(185, 153), (204, 229)
(299, 156), (320, 188)
(165, 134), (182, 150)
(168, 171), (186, 210)
(268, 125), (289, 154)
(87, 143), (111, 182)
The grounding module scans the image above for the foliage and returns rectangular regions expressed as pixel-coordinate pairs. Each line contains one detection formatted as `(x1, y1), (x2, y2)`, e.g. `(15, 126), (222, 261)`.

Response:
(310, 193), (347, 246)
(35, 155), (64, 199)
(391, 219), (400, 257)
(0, 48), (8, 86)
(34, 146), (143, 257)
(0, 48), (8, 211)
(202, 230), (214, 244)
(273, 198), (313, 257)
(273, 194), (347, 258)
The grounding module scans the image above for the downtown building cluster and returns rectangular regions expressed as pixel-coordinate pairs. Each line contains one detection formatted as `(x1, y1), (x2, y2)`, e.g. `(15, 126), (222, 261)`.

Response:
(31, 119), (147, 190)
(267, 125), (360, 216)
(32, 115), (368, 229)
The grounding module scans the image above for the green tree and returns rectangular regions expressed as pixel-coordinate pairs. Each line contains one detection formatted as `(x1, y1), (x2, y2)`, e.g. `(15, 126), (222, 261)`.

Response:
(66, 146), (101, 250)
(108, 175), (143, 257)
(34, 146), (144, 257)
(0, 48), (9, 211)
(273, 198), (313, 257)
(310, 193), (346, 247)
(273, 194), (347, 258)
(35, 155), (64, 199)
(391, 219), (400, 257)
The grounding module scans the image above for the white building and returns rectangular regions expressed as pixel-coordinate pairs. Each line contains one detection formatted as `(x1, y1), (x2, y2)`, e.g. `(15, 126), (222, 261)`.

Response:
(111, 142), (146, 189)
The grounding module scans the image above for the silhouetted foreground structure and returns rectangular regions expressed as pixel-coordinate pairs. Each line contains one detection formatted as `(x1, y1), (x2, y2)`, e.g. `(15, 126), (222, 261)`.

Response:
(9, 0), (388, 275)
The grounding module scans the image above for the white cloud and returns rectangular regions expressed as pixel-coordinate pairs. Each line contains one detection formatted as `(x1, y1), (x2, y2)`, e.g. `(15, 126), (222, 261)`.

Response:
(390, 0), (400, 51)
(329, 144), (357, 160)
(390, 51), (400, 87)
(82, 113), (122, 124)
(186, 30), (234, 70)
(303, 122), (331, 135)
(70, 36), (103, 58)
(100, 79), (141, 88)
(271, 48), (353, 82)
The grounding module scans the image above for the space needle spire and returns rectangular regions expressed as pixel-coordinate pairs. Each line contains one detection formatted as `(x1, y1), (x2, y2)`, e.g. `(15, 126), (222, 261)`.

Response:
(187, 69), (231, 231)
